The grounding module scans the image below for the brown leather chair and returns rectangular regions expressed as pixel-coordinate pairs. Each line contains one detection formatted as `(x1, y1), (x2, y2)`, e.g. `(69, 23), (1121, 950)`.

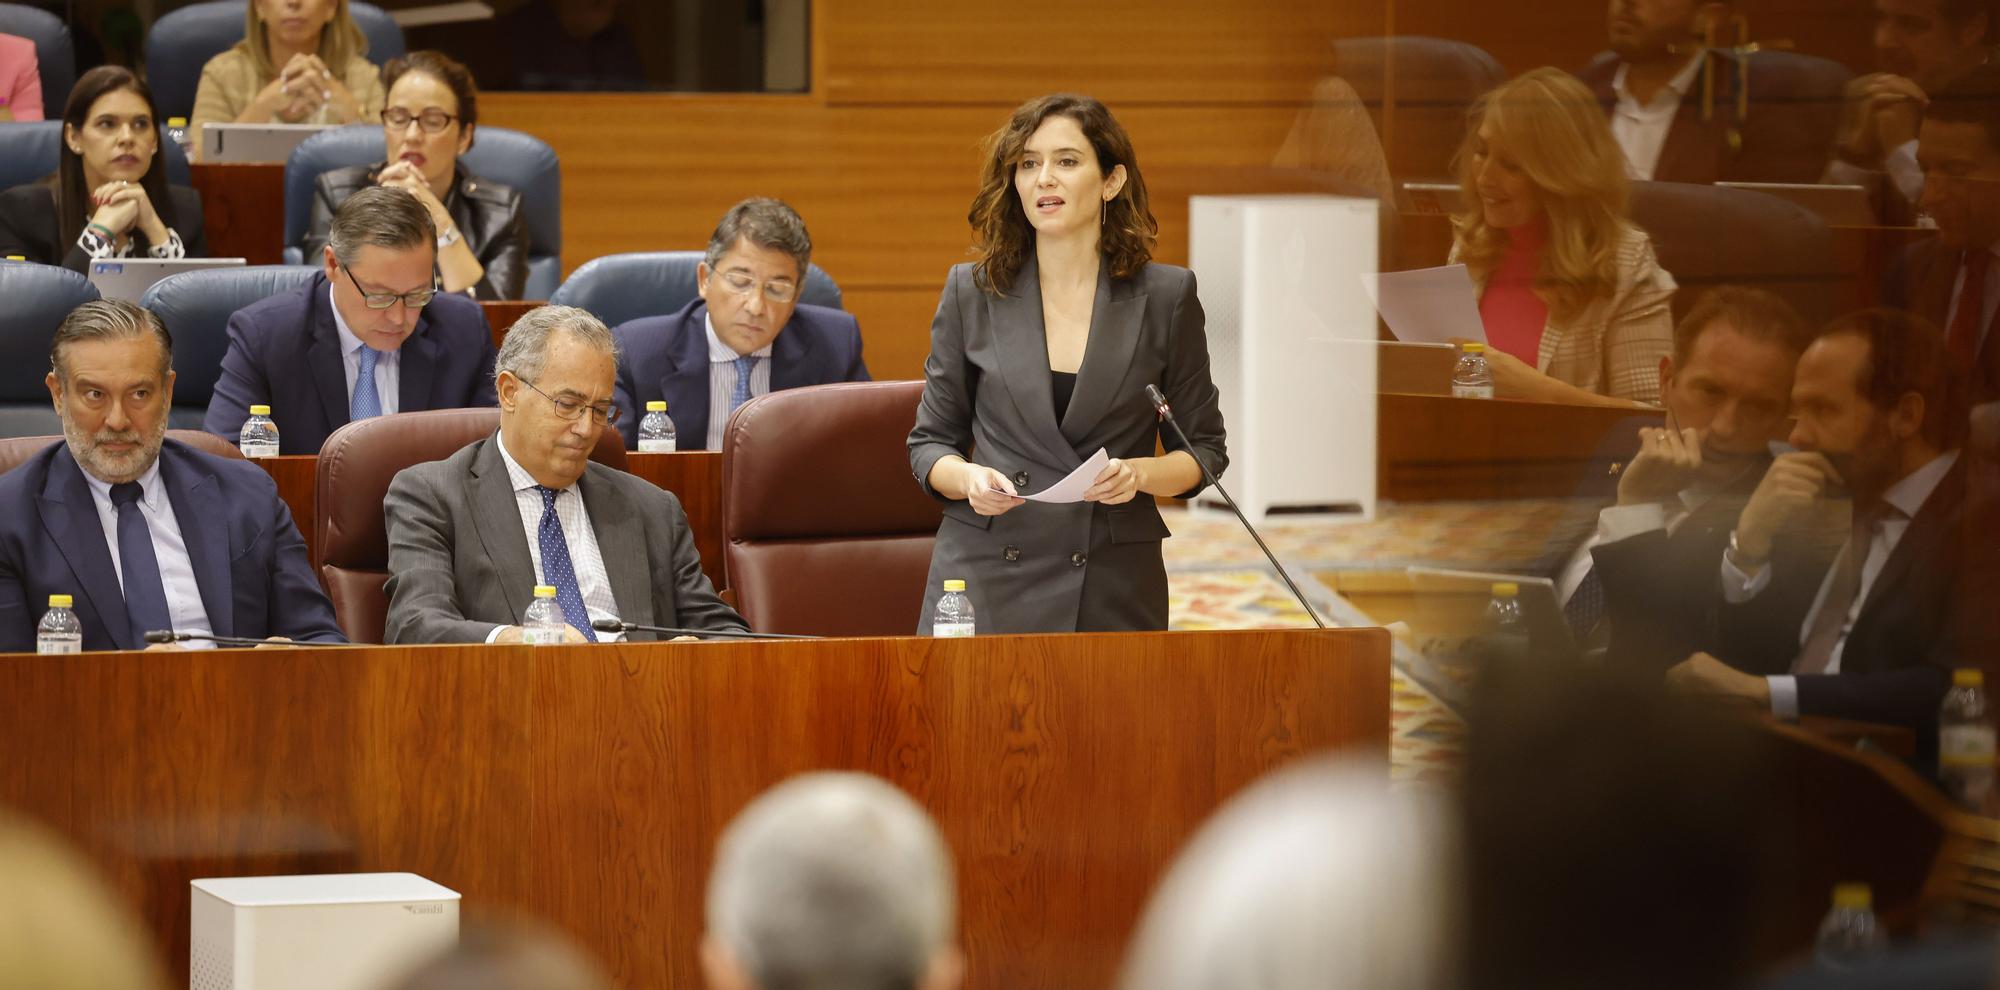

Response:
(0, 429), (244, 476)
(315, 408), (628, 643)
(721, 381), (943, 636)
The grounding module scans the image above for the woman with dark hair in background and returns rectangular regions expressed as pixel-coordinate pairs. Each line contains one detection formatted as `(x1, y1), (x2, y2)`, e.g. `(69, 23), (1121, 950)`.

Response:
(298, 50), (528, 300)
(907, 92), (1228, 634)
(0, 65), (206, 272)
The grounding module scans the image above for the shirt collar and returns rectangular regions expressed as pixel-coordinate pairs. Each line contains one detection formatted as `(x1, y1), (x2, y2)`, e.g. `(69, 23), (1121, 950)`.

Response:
(1880, 449), (1960, 521)
(705, 311), (774, 362)
(82, 448), (166, 511)
(494, 429), (571, 496)
(329, 281), (366, 356)
(1611, 51), (1706, 106)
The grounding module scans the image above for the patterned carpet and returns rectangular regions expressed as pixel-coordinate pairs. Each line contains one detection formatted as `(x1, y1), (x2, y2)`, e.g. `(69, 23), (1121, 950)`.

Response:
(1161, 499), (1599, 789)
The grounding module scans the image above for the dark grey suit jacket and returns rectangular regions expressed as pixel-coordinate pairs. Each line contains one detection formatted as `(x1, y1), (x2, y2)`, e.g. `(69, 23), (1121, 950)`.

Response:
(907, 260), (1228, 634)
(382, 433), (746, 643)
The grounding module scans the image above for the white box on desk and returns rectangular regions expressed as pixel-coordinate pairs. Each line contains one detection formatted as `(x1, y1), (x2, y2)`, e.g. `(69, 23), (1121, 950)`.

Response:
(1190, 194), (1380, 524)
(191, 872), (459, 990)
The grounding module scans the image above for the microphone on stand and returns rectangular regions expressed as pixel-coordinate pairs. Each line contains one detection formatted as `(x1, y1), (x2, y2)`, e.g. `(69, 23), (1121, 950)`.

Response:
(1144, 384), (1328, 630)
(143, 629), (284, 648)
(590, 619), (819, 641)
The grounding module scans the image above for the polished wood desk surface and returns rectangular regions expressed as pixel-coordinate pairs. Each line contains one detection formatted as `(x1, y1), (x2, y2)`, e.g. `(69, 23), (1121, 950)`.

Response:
(1377, 391), (1659, 502)
(258, 450), (725, 591)
(0, 628), (1390, 989)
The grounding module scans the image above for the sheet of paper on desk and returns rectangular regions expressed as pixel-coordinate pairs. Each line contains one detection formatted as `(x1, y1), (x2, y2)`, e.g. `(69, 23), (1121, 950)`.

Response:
(1000, 448), (1110, 504)
(1360, 264), (1487, 346)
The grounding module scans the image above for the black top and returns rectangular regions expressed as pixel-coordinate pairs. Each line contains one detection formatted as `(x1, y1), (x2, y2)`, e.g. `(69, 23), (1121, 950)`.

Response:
(1051, 370), (1077, 422)
(0, 177), (209, 273)
(300, 162), (530, 300)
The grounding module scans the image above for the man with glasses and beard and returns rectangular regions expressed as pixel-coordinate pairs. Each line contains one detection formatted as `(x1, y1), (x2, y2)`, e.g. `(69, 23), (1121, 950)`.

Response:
(611, 197), (869, 451)
(1666, 310), (1987, 755)
(383, 305), (745, 645)
(1559, 287), (1813, 670)
(0, 300), (344, 651)
(204, 186), (498, 455)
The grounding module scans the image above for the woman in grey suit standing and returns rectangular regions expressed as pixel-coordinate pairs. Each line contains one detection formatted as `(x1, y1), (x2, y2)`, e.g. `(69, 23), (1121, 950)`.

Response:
(908, 93), (1228, 634)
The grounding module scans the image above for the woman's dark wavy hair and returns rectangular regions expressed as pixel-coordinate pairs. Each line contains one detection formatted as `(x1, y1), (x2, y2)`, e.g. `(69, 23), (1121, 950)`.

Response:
(55, 66), (177, 254)
(968, 93), (1156, 296)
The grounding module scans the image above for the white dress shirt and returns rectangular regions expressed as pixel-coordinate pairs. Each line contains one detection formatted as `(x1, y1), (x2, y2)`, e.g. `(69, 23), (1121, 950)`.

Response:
(1721, 450), (1961, 717)
(705, 313), (773, 451)
(1941, 240), (2000, 358)
(486, 432), (624, 642)
(1556, 474), (1733, 605)
(82, 457), (216, 647)
(1610, 54), (1706, 181)
(329, 284), (401, 414)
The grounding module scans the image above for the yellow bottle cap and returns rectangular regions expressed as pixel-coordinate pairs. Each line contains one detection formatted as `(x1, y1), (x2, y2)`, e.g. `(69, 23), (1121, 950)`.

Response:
(646, 400), (667, 412)
(48, 594), (72, 608)
(1491, 581), (1519, 597)
(1832, 883), (1872, 910)
(1462, 342), (1487, 353)
(943, 579), (966, 592)
(168, 116), (188, 127)
(5, 255), (25, 262)
(1956, 669), (1985, 689)
(533, 585), (557, 598)
(249, 404), (272, 416)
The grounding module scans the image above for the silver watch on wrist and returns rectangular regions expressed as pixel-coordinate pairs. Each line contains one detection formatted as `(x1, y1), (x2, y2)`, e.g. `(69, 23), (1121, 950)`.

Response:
(435, 225), (460, 249)
(1726, 529), (1766, 571)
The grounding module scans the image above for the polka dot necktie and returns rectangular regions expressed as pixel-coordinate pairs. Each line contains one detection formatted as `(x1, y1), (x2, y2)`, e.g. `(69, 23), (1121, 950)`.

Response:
(534, 485), (597, 642)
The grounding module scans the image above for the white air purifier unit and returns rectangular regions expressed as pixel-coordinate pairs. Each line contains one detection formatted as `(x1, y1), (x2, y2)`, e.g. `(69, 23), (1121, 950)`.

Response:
(191, 872), (460, 990)
(1189, 194), (1380, 524)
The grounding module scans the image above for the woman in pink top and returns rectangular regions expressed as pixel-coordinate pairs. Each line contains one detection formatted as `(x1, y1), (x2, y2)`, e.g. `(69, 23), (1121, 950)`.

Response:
(1449, 68), (1676, 407)
(0, 32), (42, 122)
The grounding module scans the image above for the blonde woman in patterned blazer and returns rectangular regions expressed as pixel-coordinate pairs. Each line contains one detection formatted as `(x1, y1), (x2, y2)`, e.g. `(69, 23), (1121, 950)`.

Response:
(1449, 67), (1676, 408)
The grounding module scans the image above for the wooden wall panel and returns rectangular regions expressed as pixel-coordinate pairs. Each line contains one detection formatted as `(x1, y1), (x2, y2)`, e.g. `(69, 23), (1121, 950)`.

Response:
(820, 2), (1385, 106)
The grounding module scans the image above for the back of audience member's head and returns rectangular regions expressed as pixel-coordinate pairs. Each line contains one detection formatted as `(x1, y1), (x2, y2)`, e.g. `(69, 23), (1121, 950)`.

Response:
(1118, 755), (1456, 990)
(0, 808), (164, 990)
(384, 916), (612, 990)
(1462, 662), (1783, 990)
(704, 772), (961, 990)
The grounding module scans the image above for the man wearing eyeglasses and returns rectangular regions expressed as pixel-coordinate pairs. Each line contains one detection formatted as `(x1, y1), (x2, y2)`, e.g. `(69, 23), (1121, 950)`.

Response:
(611, 197), (870, 451)
(383, 304), (747, 644)
(1886, 61), (2000, 404)
(203, 186), (499, 455)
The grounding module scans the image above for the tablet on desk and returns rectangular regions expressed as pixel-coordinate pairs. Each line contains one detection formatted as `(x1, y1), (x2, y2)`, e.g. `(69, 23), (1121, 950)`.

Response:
(89, 257), (246, 301)
(201, 123), (336, 164)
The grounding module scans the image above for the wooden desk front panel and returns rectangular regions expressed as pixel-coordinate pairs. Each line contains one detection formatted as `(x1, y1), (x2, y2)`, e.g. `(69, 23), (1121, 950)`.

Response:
(189, 163), (286, 265)
(0, 628), (1391, 989)
(1378, 392), (1659, 501)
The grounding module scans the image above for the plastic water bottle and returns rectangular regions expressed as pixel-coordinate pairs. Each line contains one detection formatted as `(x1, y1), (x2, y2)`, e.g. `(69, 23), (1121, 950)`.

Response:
(1452, 343), (1496, 399)
(36, 594), (81, 654)
(523, 585), (566, 645)
(638, 400), (676, 452)
(1813, 883), (1887, 971)
(932, 579), (974, 638)
(1941, 668), (1996, 811)
(164, 116), (193, 159)
(239, 404), (279, 458)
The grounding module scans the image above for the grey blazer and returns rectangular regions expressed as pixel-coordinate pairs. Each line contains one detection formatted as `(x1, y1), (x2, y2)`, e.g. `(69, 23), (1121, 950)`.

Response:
(908, 259), (1228, 634)
(382, 433), (746, 643)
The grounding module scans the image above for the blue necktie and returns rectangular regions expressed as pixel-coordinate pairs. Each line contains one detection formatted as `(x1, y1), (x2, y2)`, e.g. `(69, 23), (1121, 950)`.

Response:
(351, 345), (382, 421)
(534, 486), (597, 642)
(729, 354), (757, 414)
(109, 482), (173, 646)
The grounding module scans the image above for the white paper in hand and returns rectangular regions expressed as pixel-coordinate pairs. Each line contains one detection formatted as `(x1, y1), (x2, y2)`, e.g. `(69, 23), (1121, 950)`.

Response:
(1360, 264), (1487, 346)
(995, 448), (1110, 504)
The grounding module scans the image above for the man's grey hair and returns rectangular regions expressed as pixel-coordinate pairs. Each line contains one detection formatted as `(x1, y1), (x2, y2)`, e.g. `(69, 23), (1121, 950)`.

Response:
(495, 305), (619, 386)
(329, 186), (438, 268)
(706, 772), (956, 990)
(704, 197), (813, 277)
(49, 299), (173, 382)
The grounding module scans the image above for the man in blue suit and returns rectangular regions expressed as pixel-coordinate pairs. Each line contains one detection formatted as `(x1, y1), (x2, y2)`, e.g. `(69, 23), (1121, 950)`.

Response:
(612, 198), (869, 450)
(0, 300), (345, 651)
(203, 186), (498, 455)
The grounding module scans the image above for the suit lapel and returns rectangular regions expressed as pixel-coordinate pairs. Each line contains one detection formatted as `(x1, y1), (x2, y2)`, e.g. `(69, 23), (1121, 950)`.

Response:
(768, 313), (814, 391)
(37, 449), (132, 649)
(397, 316), (438, 413)
(1858, 457), (1964, 616)
(662, 305), (713, 448)
(576, 467), (652, 625)
(990, 258), (1079, 467)
(465, 438), (536, 624)
(1061, 267), (1144, 444)
(307, 281), (352, 435)
(1658, 106), (1721, 184)
(158, 444), (234, 637)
